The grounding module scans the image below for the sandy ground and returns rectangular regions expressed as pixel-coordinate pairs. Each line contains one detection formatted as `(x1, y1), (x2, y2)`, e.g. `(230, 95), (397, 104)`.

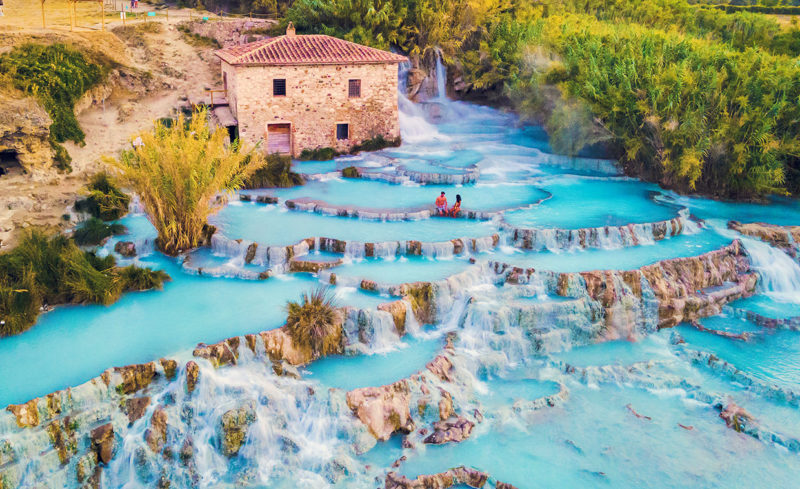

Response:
(0, 4), (221, 249)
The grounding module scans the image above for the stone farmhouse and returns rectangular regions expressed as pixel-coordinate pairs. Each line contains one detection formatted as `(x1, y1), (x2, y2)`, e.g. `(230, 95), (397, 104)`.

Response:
(214, 23), (407, 156)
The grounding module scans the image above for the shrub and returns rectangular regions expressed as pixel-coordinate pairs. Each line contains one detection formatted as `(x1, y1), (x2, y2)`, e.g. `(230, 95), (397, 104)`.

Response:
(74, 173), (131, 221)
(341, 166), (360, 178)
(0, 230), (169, 336)
(117, 266), (171, 291)
(285, 287), (341, 357)
(106, 109), (264, 255)
(350, 135), (401, 154)
(298, 147), (338, 161)
(243, 153), (305, 188)
(72, 218), (126, 246)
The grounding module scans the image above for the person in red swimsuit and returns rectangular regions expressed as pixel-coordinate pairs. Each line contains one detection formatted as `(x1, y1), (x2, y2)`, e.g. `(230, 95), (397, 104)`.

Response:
(449, 194), (461, 217)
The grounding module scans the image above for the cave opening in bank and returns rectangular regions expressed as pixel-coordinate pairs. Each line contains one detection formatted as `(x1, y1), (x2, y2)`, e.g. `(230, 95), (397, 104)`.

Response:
(0, 150), (23, 177)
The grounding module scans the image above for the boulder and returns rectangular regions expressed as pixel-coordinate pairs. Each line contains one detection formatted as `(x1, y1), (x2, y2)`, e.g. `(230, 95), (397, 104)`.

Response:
(114, 241), (137, 257)
(114, 362), (157, 395)
(124, 397), (151, 424)
(6, 399), (39, 428)
(185, 361), (199, 393)
(423, 416), (474, 445)
(218, 401), (257, 457)
(90, 423), (115, 465)
(378, 300), (408, 336)
(145, 407), (168, 454)
(159, 358), (178, 380)
(193, 338), (239, 367)
(347, 380), (415, 441)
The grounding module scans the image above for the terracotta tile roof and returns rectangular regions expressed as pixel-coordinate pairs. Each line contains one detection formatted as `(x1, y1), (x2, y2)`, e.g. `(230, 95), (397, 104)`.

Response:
(215, 34), (408, 66)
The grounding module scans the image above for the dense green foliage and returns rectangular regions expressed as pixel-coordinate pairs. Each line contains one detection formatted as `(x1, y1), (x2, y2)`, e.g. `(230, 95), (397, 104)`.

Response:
(285, 287), (341, 357)
(0, 44), (106, 145)
(243, 154), (305, 188)
(0, 231), (169, 337)
(72, 218), (126, 246)
(298, 147), (338, 161)
(351, 135), (402, 153)
(74, 173), (132, 221)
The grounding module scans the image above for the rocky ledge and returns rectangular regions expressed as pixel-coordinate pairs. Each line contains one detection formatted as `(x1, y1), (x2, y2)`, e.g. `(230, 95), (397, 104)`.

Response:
(497, 240), (757, 330)
(385, 466), (518, 489)
(728, 220), (800, 258)
(503, 211), (695, 252)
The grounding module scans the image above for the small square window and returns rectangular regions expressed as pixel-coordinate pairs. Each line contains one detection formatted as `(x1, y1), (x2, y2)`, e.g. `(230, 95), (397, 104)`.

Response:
(336, 124), (349, 140)
(273, 79), (286, 96)
(348, 79), (361, 98)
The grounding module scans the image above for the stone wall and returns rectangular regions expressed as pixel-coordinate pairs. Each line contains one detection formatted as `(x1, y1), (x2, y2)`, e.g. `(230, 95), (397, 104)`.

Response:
(227, 62), (401, 155)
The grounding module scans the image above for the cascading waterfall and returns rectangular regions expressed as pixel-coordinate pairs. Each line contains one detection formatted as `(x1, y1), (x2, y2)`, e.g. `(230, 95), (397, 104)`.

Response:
(103, 349), (373, 489)
(741, 236), (800, 303)
(434, 50), (447, 100)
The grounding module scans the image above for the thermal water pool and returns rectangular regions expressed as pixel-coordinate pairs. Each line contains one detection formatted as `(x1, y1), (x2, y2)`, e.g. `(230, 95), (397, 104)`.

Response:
(502, 177), (680, 229)
(209, 202), (498, 246)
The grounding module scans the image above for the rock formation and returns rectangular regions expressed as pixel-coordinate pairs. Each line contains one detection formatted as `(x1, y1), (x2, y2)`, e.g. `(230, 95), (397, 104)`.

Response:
(218, 401), (256, 457)
(729, 220), (800, 257)
(0, 93), (53, 172)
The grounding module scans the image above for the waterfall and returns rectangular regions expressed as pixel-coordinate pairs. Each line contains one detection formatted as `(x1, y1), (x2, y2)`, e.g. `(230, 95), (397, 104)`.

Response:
(741, 236), (800, 303)
(396, 59), (449, 144)
(103, 354), (372, 489)
(434, 50), (447, 100)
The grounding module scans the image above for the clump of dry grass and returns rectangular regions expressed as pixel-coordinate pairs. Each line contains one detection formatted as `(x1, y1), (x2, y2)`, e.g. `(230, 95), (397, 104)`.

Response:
(285, 287), (342, 357)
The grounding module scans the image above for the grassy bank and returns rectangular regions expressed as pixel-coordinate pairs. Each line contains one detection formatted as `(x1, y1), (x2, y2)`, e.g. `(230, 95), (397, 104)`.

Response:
(0, 231), (169, 337)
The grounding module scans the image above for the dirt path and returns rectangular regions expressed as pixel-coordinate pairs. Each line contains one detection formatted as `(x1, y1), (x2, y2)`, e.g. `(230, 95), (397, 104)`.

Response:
(0, 16), (219, 249)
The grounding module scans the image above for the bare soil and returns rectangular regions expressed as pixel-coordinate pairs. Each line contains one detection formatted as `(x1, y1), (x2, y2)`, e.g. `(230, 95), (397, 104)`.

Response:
(0, 5), (222, 249)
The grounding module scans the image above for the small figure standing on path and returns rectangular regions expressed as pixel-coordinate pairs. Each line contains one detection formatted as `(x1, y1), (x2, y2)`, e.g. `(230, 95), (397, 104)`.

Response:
(435, 191), (447, 216)
(449, 194), (461, 217)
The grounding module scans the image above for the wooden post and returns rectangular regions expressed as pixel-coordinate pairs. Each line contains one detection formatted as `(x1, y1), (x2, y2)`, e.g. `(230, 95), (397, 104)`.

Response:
(100, 1), (105, 31)
(69, 2), (74, 31)
(40, 0), (46, 29)
(166, 9), (169, 22)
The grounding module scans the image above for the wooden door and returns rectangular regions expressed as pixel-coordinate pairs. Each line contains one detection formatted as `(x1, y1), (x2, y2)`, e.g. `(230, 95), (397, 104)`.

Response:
(267, 123), (291, 154)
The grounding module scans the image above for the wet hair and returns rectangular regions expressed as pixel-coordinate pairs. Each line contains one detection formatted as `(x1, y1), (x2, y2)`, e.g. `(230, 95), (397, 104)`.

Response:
(456, 194), (461, 202)
(440, 191), (445, 195)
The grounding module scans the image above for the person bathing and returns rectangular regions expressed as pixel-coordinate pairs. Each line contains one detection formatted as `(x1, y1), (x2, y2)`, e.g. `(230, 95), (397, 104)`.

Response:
(449, 194), (461, 217)
(435, 191), (448, 216)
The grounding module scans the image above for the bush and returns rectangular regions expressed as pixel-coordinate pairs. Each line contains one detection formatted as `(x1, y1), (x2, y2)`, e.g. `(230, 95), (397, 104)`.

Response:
(0, 230), (169, 336)
(50, 137), (73, 173)
(117, 266), (171, 291)
(350, 135), (401, 154)
(107, 109), (264, 255)
(72, 218), (126, 246)
(74, 173), (132, 221)
(341, 166), (360, 178)
(298, 147), (338, 161)
(0, 44), (106, 145)
(285, 287), (341, 357)
(243, 153), (305, 188)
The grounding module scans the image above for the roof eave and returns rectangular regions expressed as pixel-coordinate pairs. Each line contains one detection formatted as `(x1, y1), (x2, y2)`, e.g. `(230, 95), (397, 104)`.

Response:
(230, 58), (408, 67)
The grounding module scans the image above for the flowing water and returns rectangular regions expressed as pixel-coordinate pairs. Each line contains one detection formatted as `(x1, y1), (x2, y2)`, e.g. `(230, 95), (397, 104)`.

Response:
(4, 68), (800, 489)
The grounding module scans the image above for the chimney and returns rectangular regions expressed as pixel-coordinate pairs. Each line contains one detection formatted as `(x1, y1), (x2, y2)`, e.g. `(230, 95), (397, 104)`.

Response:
(286, 22), (296, 37)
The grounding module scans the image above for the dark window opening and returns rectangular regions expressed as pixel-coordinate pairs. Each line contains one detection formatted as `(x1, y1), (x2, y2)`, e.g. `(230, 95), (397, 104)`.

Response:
(226, 125), (239, 143)
(273, 79), (286, 96)
(348, 79), (361, 98)
(0, 150), (23, 177)
(336, 124), (349, 140)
